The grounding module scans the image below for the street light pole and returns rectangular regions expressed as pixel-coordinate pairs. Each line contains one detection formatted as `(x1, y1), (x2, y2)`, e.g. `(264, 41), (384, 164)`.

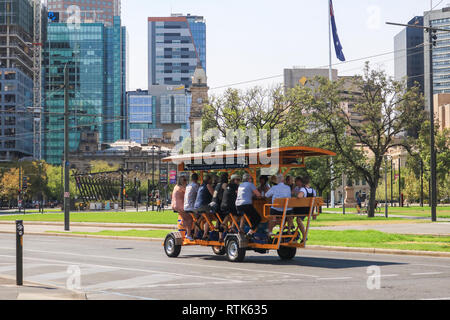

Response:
(152, 146), (155, 211)
(390, 158), (393, 207)
(428, 25), (438, 222)
(420, 159), (424, 207)
(398, 157), (402, 208)
(384, 156), (388, 218)
(64, 65), (70, 231)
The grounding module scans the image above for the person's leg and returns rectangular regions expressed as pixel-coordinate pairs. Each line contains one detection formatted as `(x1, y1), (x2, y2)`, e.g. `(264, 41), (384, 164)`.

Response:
(203, 218), (210, 239)
(179, 211), (193, 238)
(296, 217), (306, 242)
(247, 205), (261, 235)
(287, 215), (295, 233)
(193, 213), (203, 239)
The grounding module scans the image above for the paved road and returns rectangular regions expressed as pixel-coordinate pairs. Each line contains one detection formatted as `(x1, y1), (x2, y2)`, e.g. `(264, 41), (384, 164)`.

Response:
(0, 234), (449, 300)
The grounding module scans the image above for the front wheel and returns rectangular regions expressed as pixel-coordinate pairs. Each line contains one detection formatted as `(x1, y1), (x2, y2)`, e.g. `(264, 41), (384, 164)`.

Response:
(226, 238), (246, 262)
(277, 246), (297, 260)
(212, 246), (226, 256)
(164, 233), (181, 258)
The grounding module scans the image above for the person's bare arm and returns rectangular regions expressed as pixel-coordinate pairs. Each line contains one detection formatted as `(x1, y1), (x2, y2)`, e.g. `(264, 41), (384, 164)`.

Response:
(207, 184), (214, 196)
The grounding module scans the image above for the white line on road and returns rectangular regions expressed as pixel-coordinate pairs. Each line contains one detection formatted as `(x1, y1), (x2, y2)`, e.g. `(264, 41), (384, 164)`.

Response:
(421, 297), (450, 300)
(379, 274), (399, 278)
(0, 254), (241, 284)
(317, 277), (353, 281)
(92, 290), (157, 300)
(0, 247), (320, 279)
(411, 272), (443, 276)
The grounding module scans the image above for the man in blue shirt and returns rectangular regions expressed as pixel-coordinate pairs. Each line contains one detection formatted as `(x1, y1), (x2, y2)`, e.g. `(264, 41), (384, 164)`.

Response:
(266, 174), (294, 234)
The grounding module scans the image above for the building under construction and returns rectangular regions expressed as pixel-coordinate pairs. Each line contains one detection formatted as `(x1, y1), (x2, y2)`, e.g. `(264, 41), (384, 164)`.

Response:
(0, 0), (46, 161)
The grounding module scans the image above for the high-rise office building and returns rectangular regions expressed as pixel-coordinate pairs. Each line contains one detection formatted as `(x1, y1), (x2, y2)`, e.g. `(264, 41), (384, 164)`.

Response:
(424, 6), (450, 110)
(0, 0), (35, 160)
(148, 14), (206, 88)
(127, 85), (192, 144)
(43, 16), (126, 165)
(394, 16), (424, 93)
(284, 67), (338, 90)
(45, 0), (121, 26)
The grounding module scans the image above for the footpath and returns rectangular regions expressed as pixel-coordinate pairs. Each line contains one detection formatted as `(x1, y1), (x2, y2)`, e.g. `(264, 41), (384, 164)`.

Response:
(0, 275), (86, 300)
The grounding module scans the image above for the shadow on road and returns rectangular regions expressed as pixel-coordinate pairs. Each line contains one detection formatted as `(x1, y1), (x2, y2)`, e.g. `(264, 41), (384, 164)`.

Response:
(178, 254), (406, 269)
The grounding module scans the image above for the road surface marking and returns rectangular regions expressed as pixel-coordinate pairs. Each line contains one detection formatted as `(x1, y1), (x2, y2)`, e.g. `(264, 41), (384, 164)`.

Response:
(379, 274), (399, 277)
(28, 266), (115, 282)
(83, 274), (184, 291)
(411, 272), (443, 276)
(413, 263), (450, 269)
(317, 277), (352, 281)
(0, 254), (241, 284)
(93, 290), (157, 300)
(0, 247), (320, 279)
(421, 297), (450, 300)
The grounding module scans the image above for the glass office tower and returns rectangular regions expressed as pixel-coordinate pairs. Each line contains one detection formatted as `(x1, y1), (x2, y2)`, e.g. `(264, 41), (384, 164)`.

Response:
(425, 7), (450, 110)
(148, 14), (206, 88)
(394, 16), (424, 93)
(127, 86), (191, 144)
(45, 0), (121, 26)
(43, 16), (126, 165)
(0, 0), (35, 160)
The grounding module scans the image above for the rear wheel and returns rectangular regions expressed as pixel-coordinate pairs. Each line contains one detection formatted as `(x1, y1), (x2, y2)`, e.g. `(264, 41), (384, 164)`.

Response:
(277, 246), (297, 260)
(226, 238), (246, 262)
(212, 246), (226, 256)
(164, 233), (181, 258)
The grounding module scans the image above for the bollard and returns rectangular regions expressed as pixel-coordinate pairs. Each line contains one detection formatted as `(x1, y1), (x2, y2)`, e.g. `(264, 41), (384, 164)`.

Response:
(16, 220), (24, 286)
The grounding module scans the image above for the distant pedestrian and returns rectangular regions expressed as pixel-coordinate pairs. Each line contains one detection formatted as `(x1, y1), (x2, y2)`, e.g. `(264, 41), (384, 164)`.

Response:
(356, 193), (362, 214)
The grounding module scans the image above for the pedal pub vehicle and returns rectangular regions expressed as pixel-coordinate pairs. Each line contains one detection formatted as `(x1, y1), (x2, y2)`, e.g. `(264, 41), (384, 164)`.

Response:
(162, 146), (336, 262)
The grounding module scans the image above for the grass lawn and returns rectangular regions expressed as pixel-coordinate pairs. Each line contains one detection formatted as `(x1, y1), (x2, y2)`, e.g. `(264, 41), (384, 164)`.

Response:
(324, 206), (450, 219)
(308, 230), (450, 252)
(0, 211), (420, 227)
(0, 211), (179, 225)
(48, 229), (450, 253)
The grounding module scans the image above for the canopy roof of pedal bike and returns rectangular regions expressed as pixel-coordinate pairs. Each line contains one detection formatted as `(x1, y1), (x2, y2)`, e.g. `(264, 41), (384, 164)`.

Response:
(162, 146), (336, 172)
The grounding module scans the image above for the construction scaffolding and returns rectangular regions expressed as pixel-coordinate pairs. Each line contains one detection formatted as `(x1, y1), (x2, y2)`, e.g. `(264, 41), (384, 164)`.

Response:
(32, 0), (42, 160)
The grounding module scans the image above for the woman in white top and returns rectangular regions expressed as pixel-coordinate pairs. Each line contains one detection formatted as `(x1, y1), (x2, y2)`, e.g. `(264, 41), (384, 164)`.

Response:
(295, 176), (316, 243)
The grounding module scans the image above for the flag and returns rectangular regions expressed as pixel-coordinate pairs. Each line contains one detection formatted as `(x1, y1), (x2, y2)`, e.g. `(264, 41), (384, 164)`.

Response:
(330, 0), (346, 62)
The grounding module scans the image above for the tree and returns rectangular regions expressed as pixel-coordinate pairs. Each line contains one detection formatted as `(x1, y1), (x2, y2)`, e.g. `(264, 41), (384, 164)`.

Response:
(297, 63), (424, 217)
(411, 122), (450, 202)
(0, 168), (20, 205)
(202, 86), (293, 148)
(44, 164), (77, 202)
(88, 160), (120, 174)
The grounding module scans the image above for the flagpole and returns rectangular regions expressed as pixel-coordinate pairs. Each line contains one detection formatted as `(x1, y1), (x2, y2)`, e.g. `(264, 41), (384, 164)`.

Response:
(328, 0), (336, 208)
(328, 0), (333, 81)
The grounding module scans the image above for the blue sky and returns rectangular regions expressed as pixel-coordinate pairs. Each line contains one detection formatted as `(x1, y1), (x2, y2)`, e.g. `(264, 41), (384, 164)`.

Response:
(122, 0), (443, 94)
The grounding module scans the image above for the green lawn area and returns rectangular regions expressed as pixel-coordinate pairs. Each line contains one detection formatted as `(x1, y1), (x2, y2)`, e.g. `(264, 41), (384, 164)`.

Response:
(0, 211), (417, 226)
(308, 230), (450, 253)
(0, 211), (179, 225)
(324, 206), (450, 219)
(48, 229), (450, 253)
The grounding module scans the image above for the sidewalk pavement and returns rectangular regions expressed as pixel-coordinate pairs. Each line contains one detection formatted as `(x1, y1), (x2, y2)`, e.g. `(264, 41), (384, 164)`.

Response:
(0, 276), (86, 300)
(0, 221), (176, 235)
